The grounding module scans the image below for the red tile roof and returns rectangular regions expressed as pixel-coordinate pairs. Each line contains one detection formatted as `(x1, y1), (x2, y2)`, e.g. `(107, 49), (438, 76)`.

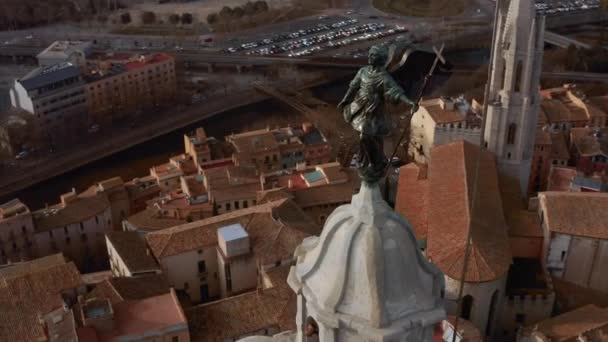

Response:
(124, 53), (173, 71)
(112, 289), (188, 339)
(146, 199), (319, 263)
(186, 265), (295, 341)
(426, 141), (511, 282)
(0, 258), (81, 342)
(395, 163), (430, 240)
(522, 304), (608, 341)
(539, 192), (608, 239)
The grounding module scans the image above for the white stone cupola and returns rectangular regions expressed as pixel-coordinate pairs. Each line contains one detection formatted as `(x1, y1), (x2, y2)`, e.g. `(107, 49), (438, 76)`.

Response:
(287, 183), (446, 341)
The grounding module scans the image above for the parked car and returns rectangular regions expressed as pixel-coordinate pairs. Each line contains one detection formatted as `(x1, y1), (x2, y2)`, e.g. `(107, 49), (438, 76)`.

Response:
(15, 151), (29, 160)
(88, 124), (100, 134)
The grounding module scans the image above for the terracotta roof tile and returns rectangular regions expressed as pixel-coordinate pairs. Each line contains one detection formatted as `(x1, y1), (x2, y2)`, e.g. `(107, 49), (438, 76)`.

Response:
(522, 304), (608, 341)
(186, 265), (295, 341)
(125, 208), (186, 232)
(422, 99), (466, 124)
(33, 192), (110, 232)
(112, 290), (188, 338)
(146, 199), (318, 264)
(548, 166), (577, 191)
(426, 141), (511, 282)
(540, 192), (608, 239)
(106, 231), (159, 273)
(395, 163), (429, 240)
(0, 258), (81, 342)
(541, 98), (588, 123)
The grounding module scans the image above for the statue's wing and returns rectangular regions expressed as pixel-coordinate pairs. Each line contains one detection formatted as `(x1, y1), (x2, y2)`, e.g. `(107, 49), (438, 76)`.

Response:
(386, 44), (453, 99)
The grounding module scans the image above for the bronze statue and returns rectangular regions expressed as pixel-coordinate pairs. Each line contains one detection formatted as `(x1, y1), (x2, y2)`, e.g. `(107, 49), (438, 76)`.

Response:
(338, 45), (418, 184)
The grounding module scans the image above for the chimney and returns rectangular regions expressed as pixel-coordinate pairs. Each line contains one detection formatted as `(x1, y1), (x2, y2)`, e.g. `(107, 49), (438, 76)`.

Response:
(296, 162), (306, 171)
(196, 127), (207, 140)
(60, 189), (78, 207)
(439, 97), (454, 111)
(302, 122), (313, 133)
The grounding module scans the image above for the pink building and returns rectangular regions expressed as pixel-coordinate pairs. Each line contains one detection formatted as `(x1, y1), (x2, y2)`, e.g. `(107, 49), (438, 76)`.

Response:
(32, 189), (113, 272)
(0, 199), (36, 263)
(76, 288), (189, 342)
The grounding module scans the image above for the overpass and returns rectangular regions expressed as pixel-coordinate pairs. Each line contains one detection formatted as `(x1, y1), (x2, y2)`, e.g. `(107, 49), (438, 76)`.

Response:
(3, 46), (607, 83)
(544, 31), (592, 49)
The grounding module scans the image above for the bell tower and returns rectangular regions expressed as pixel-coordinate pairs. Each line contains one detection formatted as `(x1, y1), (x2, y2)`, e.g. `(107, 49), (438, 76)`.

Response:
(483, 0), (545, 196)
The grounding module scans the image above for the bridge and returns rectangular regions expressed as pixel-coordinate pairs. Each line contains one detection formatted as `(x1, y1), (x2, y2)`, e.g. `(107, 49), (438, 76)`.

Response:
(544, 31), (592, 49)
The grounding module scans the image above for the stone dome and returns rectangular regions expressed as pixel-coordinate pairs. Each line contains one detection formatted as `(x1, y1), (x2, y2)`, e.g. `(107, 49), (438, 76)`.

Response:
(287, 183), (446, 340)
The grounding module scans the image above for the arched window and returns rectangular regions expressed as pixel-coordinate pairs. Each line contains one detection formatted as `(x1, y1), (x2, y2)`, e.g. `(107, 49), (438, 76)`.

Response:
(514, 61), (523, 92)
(461, 295), (474, 320)
(507, 123), (516, 145)
(486, 290), (499, 336)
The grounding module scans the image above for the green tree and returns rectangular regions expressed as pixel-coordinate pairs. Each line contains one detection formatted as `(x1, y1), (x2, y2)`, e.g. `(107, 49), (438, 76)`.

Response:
(168, 13), (179, 24)
(141, 11), (156, 24)
(206, 12), (219, 25)
(180, 12), (193, 24)
(219, 6), (234, 19)
(232, 6), (244, 18)
(120, 12), (131, 24)
(253, 0), (269, 12)
(244, 1), (256, 15)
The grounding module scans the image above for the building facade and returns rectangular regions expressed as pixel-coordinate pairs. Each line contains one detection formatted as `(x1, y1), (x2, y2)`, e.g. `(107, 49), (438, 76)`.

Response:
(0, 199), (36, 263)
(84, 53), (177, 126)
(483, 0), (545, 195)
(409, 97), (482, 163)
(36, 40), (93, 67)
(9, 62), (87, 146)
(539, 192), (608, 293)
(32, 189), (113, 272)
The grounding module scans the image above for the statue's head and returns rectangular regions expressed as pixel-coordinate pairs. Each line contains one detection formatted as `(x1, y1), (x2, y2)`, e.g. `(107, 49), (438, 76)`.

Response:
(368, 45), (388, 67)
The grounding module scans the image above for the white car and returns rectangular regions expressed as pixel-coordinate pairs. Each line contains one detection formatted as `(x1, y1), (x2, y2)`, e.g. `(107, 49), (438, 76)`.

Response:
(15, 151), (29, 160)
(88, 124), (100, 133)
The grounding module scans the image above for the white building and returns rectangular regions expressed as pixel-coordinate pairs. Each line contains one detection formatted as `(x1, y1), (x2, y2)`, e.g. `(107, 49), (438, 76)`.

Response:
(483, 0), (545, 196)
(409, 96), (482, 163)
(9, 62), (87, 144)
(539, 192), (608, 293)
(36, 41), (93, 67)
(106, 231), (161, 277)
(216, 224), (257, 298)
(145, 199), (318, 304)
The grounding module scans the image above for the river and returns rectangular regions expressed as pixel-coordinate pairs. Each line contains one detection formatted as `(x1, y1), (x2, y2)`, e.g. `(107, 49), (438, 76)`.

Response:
(3, 48), (487, 210)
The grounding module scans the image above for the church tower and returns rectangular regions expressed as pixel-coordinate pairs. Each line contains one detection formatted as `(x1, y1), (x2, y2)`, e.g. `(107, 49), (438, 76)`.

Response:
(483, 0), (545, 196)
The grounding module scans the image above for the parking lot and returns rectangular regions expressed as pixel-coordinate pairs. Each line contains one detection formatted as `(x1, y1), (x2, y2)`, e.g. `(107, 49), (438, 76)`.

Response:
(223, 17), (413, 58)
(535, 0), (600, 15)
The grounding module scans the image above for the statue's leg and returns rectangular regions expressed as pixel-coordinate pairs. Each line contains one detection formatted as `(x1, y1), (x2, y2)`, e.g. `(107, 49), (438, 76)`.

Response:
(359, 134), (387, 183)
(370, 135), (386, 169)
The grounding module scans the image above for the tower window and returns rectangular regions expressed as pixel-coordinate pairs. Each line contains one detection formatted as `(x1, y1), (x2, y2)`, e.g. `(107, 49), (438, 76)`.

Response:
(514, 61), (523, 92)
(507, 123), (517, 145)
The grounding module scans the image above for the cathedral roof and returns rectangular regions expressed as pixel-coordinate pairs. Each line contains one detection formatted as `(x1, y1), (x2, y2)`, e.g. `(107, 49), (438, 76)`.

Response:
(402, 141), (512, 282)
